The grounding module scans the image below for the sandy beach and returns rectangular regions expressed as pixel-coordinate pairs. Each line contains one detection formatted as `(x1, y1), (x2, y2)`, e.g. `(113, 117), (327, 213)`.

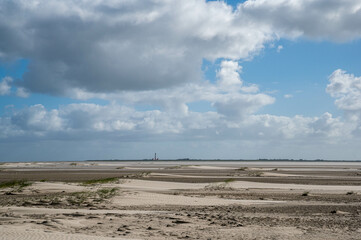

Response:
(0, 161), (360, 239)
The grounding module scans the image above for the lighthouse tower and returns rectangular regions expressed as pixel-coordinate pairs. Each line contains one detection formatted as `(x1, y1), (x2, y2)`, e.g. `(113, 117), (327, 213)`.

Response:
(152, 153), (159, 160)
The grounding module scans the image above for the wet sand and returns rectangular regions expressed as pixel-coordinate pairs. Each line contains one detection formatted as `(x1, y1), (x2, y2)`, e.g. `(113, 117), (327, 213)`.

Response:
(0, 161), (360, 239)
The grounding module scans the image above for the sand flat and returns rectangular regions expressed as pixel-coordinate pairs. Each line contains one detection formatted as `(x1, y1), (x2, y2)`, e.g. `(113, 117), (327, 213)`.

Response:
(0, 206), (167, 215)
(0, 225), (135, 240)
(112, 191), (284, 206)
(118, 179), (361, 193)
(0, 160), (360, 240)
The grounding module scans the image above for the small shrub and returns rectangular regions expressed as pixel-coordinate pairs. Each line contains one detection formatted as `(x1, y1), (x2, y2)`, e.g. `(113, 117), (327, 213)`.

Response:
(70, 163), (78, 166)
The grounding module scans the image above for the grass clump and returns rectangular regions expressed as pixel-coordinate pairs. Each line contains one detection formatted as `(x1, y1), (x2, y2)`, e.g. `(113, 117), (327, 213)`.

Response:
(82, 177), (119, 185)
(236, 167), (248, 171)
(205, 183), (233, 191)
(133, 172), (151, 178)
(247, 171), (264, 177)
(165, 165), (182, 169)
(0, 180), (32, 189)
(224, 178), (235, 183)
(96, 188), (118, 198)
(67, 188), (119, 206)
(67, 192), (91, 205)
(205, 179), (235, 191)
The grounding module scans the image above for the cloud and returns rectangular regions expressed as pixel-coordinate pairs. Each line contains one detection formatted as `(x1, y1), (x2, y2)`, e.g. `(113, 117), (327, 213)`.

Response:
(213, 93), (274, 119)
(217, 60), (243, 88)
(240, 0), (361, 41)
(0, 101), (348, 144)
(1, 0), (360, 97)
(0, 76), (12, 95)
(2, 65), (354, 147)
(326, 69), (361, 135)
(1, 67), (356, 146)
(2, 1), (361, 160)
(10, 104), (63, 133)
(0, 0), (276, 96)
(1, 70), (358, 161)
(86, 60), (273, 118)
(16, 87), (30, 98)
(326, 69), (361, 112)
(0, 68), (353, 144)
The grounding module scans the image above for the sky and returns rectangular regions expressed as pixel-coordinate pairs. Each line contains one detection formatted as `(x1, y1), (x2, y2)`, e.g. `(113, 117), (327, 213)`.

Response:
(1, 0), (361, 161)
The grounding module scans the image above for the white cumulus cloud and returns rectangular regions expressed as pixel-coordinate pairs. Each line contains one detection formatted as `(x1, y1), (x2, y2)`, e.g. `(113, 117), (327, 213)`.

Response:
(0, 77), (12, 95)
(326, 69), (361, 111)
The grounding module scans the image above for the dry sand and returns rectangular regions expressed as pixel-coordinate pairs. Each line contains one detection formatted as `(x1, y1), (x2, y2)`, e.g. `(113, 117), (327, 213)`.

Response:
(0, 160), (360, 239)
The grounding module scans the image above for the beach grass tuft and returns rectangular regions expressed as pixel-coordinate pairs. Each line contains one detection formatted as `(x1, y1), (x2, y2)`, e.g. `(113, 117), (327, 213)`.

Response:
(82, 177), (119, 185)
(0, 180), (32, 189)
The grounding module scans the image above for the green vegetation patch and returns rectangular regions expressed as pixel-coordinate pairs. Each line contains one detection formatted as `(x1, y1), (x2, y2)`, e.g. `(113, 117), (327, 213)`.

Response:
(0, 180), (32, 189)
(96, 187), (118, 198)
(224, 178), (235, 183)
(66, 188), (119, 206)
(247, 171), (264, 177)
(236, 167), (249, 171)
(82, 177), (119, 185)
